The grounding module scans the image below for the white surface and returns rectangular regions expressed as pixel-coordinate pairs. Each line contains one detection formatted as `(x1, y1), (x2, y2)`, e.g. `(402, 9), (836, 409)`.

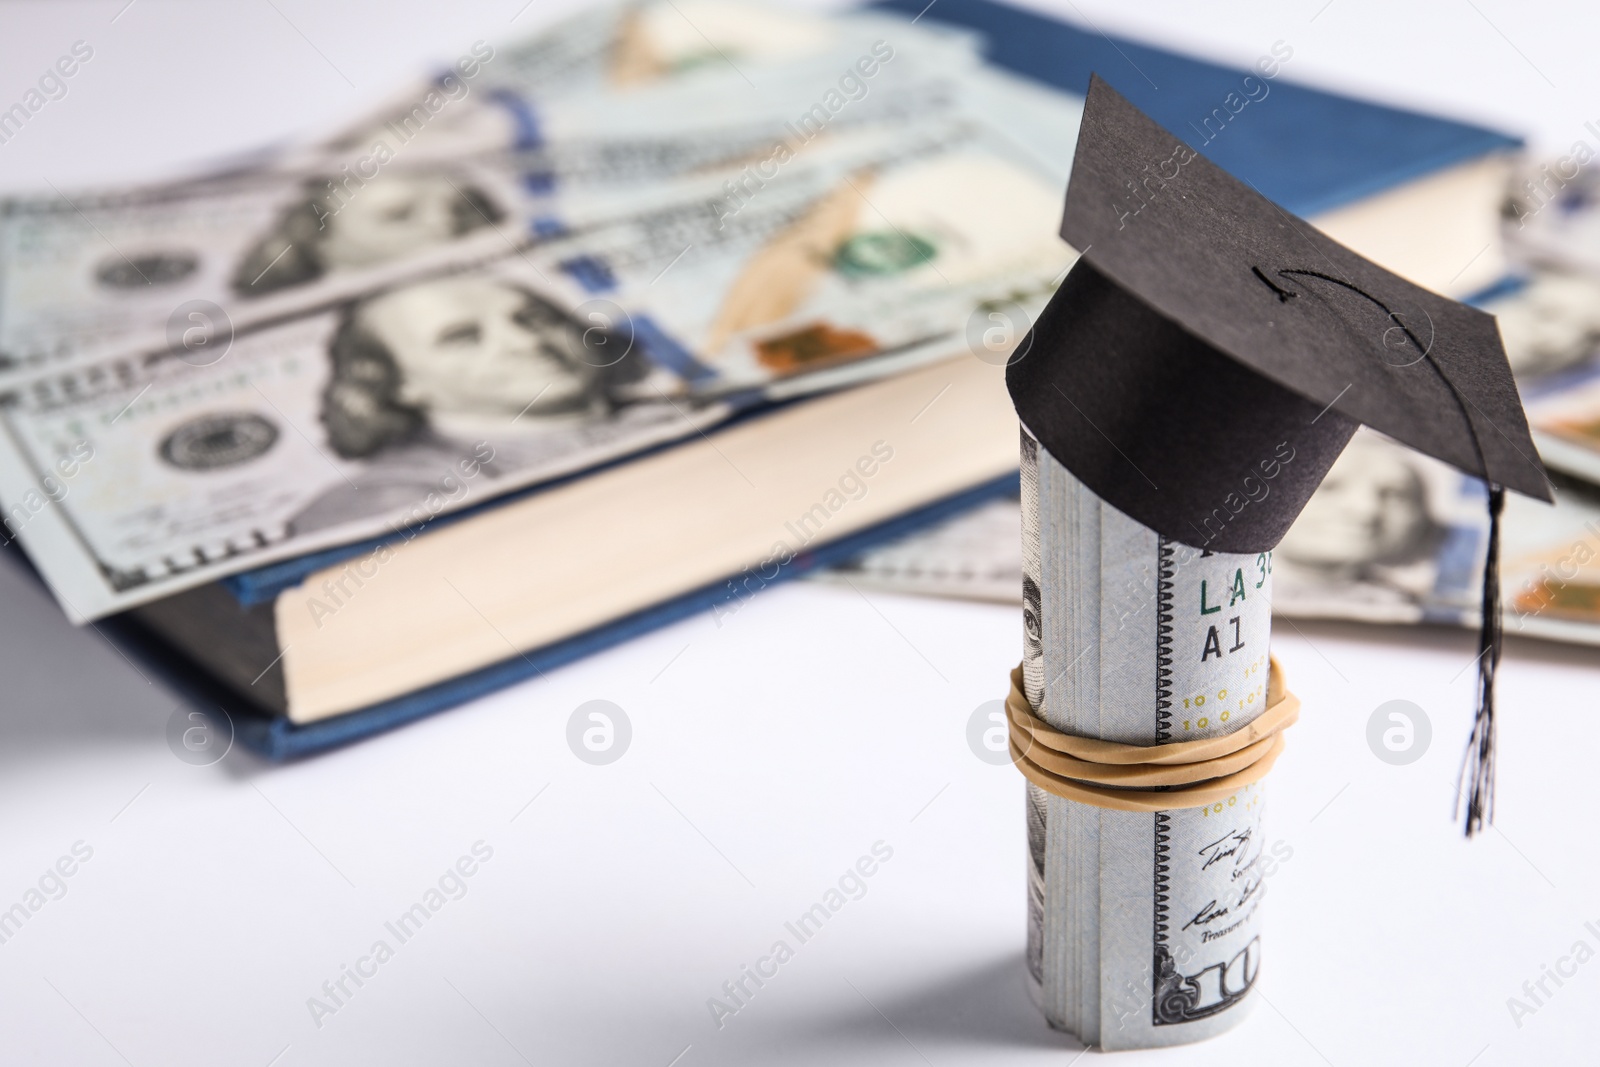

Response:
(2, 552), (1597, 1066)
(2, 1), (1600, 1065)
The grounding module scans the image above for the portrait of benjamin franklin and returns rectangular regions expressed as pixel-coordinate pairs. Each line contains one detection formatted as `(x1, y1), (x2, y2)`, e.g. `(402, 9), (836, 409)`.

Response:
(1275, 437), (1451, 611)
(290, 275), (645, 533)
(1022, 575), (1045, 666)
(232, 173), (503, 296)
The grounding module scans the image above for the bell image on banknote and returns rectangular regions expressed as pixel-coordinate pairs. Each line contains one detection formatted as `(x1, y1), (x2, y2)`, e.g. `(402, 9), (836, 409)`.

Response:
(1002, 78), (1549, 1048)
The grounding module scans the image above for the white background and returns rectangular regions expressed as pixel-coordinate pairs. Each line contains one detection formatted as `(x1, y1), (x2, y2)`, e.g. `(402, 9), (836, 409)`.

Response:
(1, 1), (1598, 1065)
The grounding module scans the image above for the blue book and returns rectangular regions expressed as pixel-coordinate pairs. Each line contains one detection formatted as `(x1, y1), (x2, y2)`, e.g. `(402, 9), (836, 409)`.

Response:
(108, 0), (1521, 760)
(874, 0), (1518, 218)
(875, 0), (1520, 299)
(103, 473), (1018, 760)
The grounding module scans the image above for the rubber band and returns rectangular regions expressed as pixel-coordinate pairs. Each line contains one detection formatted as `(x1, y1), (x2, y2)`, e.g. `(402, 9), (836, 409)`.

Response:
(1006, 657), (1299, 812)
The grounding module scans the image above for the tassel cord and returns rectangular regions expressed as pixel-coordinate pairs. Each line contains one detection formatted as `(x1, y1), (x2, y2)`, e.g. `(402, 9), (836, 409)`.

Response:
(1457, 484), (1504, 838)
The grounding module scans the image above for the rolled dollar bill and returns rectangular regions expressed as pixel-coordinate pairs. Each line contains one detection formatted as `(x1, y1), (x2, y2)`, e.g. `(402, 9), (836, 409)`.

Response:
(1020, 424), (1276, 1049)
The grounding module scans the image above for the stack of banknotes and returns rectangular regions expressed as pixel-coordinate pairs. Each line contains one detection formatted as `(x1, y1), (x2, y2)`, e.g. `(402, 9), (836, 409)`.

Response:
(824, 258), (1600, 649)
(1020, 425), (1274, 1047)
(0, 0), (1090, 622)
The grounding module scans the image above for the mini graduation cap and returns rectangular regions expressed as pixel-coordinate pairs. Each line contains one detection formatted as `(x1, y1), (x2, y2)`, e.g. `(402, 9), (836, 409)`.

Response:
(1009, 76), (1552, 836)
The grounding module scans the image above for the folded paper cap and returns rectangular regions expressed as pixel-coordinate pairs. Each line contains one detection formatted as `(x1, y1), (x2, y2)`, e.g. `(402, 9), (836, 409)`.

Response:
(1008, 75), (1549, 557)
(1009, 76), (1550, 836)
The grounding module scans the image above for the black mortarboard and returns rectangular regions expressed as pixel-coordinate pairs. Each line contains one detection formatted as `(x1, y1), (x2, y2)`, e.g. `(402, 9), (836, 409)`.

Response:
(1009, 76), (1552, 835)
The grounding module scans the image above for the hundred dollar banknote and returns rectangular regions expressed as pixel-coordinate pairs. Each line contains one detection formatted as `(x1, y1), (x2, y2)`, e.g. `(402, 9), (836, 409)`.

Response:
(316, 58), (1086, 404)
(1020, 425), (1274, 1049)
(0, 161), (544, 375)
(309, 1), (984, 164)
(0, 68), (972, 377)
(1522, 364), (1600, 490)
(526, 114), (1078, 400)
(1479, 269), (1600, 487)
(1274, 431), (1600, 647)
(1503, 153), (1600, 281)
(0, 257), (736, 622)
(5, 97), (1077, 394)
(479, 0), (977, 103)
(823, 429), (1600, 648)
(809, 490), (1023, 601)
(0, 96), (1083, 622)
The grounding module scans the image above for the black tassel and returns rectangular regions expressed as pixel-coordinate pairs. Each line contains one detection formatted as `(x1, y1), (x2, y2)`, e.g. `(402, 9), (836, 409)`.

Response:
(1457, 484), (1505, 838)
